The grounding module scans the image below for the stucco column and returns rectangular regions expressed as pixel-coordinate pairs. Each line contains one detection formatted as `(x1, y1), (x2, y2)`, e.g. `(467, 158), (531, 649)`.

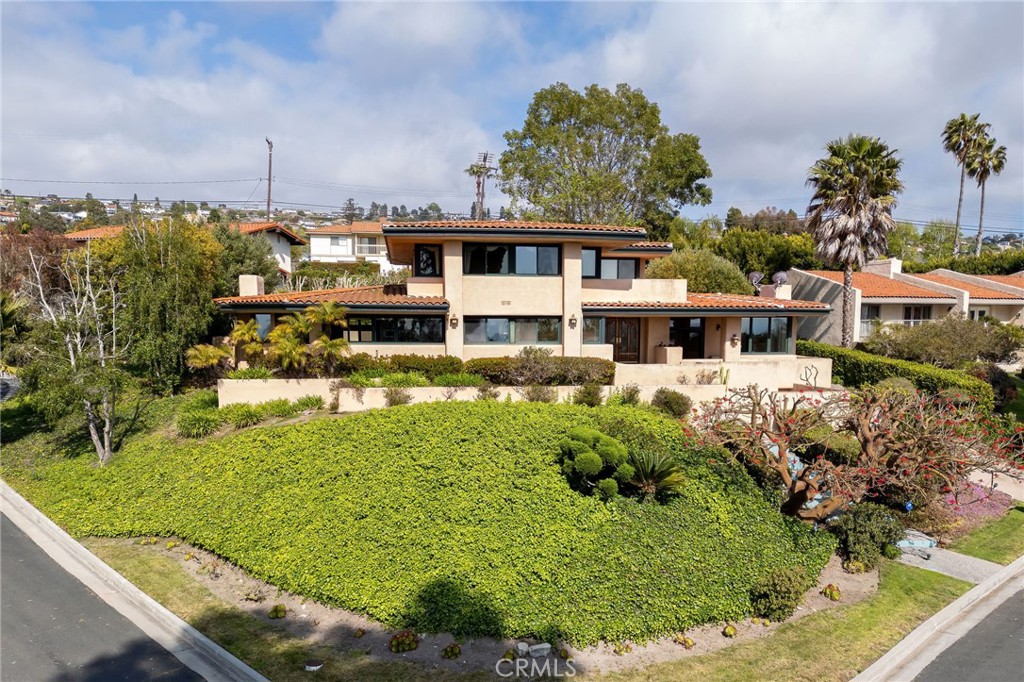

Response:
(442, 240), (464, 358)
(562, 242), (583, 357)
(722, 317), (742, 361)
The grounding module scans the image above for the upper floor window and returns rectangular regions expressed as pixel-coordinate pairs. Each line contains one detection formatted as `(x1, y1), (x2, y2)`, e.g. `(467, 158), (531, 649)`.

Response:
(415, 244), (442, 277)
(463, 244), (561, 276)
(740, 317), (791, 354)
(582, 248), (638, 279)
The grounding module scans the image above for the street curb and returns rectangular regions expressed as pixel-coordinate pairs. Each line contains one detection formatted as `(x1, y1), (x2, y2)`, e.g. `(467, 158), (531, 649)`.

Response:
(1, 480), (270, 682)
(852, 552), (1024, 681)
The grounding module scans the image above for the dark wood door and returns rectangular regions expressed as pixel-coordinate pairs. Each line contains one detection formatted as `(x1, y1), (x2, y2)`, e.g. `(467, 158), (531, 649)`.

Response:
(607, 318), (640, 363)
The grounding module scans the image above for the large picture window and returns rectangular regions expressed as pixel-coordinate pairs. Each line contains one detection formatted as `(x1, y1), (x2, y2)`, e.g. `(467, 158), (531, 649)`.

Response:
(463, 244), (561, 276)
(342, 316), (444, 343)
(740, 317), (791, 354)
(414, 244), (442, 277)
(464, 317), (562, 344)
(583, 316), (605, 344)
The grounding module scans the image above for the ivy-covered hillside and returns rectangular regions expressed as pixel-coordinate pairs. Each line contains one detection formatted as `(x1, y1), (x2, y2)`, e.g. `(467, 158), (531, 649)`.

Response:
(4, 401), (834, 645)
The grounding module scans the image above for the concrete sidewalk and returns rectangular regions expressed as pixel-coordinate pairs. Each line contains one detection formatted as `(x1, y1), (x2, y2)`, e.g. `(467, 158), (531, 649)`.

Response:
(898, 547), (1004, 584)
(1, 480), (269, 682)
(854, 553), (1024, 681)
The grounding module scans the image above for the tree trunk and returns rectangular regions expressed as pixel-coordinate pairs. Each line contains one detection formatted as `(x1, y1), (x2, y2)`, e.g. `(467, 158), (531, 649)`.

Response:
(83, 399), (109, 465)
(953, 164), (965, 257)
(841, 264), (854, 348)
(975, 181), (986, 257)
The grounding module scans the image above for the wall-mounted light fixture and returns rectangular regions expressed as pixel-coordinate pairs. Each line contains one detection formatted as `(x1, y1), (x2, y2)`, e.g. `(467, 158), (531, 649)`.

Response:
(715, 323), (721, 331)
(568, 314), (578, 329)
(730, 333), (740, 346)
(449, 316), (459, 329)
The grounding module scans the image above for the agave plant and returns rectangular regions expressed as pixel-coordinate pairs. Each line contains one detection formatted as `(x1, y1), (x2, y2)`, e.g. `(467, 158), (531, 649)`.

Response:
(628, 448), (686, 499)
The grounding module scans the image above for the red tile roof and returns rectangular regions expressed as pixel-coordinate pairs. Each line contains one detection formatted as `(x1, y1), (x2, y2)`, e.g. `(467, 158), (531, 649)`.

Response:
(804, 271), (953, 299)
(383, 220), (647, 235)
(232, 222), (307, 245)
(583, 293), (829, 312)
(65, 225), (126, 241)
(308, 221), (384, 236)
(214, 285), (447, 308)
(608, 241), (674, 253)
(909, 273), (1024, 300)
(979, 275), (1024, 290)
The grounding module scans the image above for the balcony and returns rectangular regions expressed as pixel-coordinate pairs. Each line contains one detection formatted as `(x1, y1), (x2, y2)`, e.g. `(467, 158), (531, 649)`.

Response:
(355, 244), (387, 256)
(581, 278), (688, 303)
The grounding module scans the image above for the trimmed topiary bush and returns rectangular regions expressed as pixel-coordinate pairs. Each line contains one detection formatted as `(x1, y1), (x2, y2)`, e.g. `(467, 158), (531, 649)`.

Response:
(572, 383), (603, 407)
(749, 565), (809, 622)
(651, 388), (692, 419)
(829, 502), (905, 570)
(386, 354), (463, 379)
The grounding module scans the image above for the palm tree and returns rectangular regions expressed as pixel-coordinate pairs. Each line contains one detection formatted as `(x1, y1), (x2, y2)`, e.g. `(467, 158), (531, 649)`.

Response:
(311, 336), (350, 375)
(269, 313), (312, 343)
(228, 319), (264, 367)
(268, 334), (308, 375)
(185, 343), (231, 380)
(304, 302), (348, 339)
(806, 134), (904, 348)
(942, 113), (989, 256)
(966, 135), (1008, 257)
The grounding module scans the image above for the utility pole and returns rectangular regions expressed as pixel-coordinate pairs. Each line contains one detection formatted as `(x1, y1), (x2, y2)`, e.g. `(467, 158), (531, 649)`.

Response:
(466, 152), (497, 220)
(265, 137), (273, 220)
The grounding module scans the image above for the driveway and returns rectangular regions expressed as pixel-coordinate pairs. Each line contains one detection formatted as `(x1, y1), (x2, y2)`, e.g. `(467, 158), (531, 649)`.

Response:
(1, 513), (203, 682)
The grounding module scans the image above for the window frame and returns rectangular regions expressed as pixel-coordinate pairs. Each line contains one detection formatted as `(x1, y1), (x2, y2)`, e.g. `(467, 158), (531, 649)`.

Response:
(462, 243), (562, 276)
(414, 244), (443, 277)
(740, 316), (792, 354)
(342, 315), (445, 344)
(462, 316), (563, 344)
(582, 316), (605, 344)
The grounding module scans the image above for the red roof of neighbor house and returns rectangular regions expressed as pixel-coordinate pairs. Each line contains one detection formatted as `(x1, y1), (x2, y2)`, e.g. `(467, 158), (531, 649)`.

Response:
(582, 293), (829, 312)
(803, 271), (954, 299)
(909, 273), (1024, 300)
(308, 221), (384, 236)
(978, 274), (1024, 290)
(65, 225), (126, 241)
(232, 222), (307, 245)
(382, 220), (647, 235)
(608, 241), (674, 253)
(214, 285), (447, 308)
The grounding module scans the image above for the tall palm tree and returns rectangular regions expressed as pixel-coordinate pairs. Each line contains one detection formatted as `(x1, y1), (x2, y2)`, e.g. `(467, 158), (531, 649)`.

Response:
(942, 113), (988, 256)
(966, 135), (1008, 257)
(806, 134), (904, 348)
(228, 319), (264, 368)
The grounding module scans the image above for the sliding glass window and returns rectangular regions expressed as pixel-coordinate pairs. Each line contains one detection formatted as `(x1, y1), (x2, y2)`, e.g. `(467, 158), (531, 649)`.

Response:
(342, 316), (445, 343)
(463, 244), (560, 275)
(463, 317), (562, 344)
(740, 317), (791, 354)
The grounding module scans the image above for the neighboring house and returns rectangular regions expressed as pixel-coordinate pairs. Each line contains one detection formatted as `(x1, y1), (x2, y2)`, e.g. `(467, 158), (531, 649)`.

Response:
(0, 210), (18, 224)
(215, 220), (832, 390)
(791, 259), (1024, 344)
(306, 219), (399, 272)
(63, 221), (306, 274)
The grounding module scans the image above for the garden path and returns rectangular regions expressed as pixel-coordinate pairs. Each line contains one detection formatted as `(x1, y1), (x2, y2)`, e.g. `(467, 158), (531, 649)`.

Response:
(899, 547), (1003, 584)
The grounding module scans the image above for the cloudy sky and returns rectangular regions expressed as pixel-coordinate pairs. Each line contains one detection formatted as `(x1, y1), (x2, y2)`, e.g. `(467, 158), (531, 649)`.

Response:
(3, 1), (1022, 235)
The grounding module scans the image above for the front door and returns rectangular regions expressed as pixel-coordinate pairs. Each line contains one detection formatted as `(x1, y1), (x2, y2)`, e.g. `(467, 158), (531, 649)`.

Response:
(607, 318), (640, 363)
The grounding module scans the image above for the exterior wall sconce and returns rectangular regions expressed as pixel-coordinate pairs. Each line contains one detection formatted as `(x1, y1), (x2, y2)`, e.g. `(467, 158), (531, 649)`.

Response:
(449, 316), (459, 329)
(568, 314), (578, 329)
(730, 333), (740, 346)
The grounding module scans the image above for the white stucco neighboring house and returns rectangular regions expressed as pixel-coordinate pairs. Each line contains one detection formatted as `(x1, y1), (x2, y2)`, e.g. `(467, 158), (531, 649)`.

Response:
(306, 219), (400, 272)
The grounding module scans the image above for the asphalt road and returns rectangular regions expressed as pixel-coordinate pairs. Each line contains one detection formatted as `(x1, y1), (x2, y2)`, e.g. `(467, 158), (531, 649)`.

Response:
(0, 514), (203, 682)
(915, 587), (1024, 682)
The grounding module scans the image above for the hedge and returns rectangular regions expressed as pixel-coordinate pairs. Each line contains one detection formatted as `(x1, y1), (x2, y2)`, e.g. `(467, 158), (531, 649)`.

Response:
(5, 402), (832, 646)
(464, 355), (616, 386)
(797, 340), (994, 412)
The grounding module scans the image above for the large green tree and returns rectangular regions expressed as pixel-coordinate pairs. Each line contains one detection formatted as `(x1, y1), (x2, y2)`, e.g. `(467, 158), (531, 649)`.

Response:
(499, 83), (712, 237)
(645, 249), (751, 295)
(714, 230), (819, 276)
(942, 113), (988, 256)
(966, 134), (1007, 257)
(210, 223), (282, 298)
(806, 134), (904, 348)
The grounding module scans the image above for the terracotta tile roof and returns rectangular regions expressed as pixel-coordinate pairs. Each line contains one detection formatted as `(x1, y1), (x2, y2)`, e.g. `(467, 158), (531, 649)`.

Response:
(583, 293), (829, 312)
(609, 241), (674, 252)
(803, 270), (953, 299)
(231, 222), (307, 245)
(979, 275), (1024, 290)
(308, 221), (384, 236)
(214, 284), (447, 308)
(65, 225), (126, 241)
(382, 220), (647, 235)
(909, 273), (1024, 300)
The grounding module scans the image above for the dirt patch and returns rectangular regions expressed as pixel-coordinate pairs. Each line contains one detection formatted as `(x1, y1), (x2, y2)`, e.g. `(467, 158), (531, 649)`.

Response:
(122, 539), (876, 676)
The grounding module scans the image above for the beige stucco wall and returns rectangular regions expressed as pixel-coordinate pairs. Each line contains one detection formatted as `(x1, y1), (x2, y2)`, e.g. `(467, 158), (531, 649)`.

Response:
(612, 355), (832, 391)
(405, 278), (444, 297)
(969, 469), (1024, 502)
(969, 303), (1024, 324)
(461, 276), (564, 316)
(581, 344), (615, 360)
(562, 243), (584, 356)
(581, 278), (687, 303)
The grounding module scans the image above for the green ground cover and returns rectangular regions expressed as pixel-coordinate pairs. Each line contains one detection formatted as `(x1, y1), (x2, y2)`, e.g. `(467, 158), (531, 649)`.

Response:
(950, 505), (1024, 565)
(3, 401), (833, 645)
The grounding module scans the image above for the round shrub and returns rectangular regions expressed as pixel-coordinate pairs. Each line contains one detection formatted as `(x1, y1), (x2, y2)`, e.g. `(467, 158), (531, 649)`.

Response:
(573, 450), (604, 477)
(596, 478), (618, 500)
(384, 386), (413, 407)
(829, 502), (905, 570)
(749, 565), (809, 622)
(651, 388), (692, 419)
(572, 383), (603, 407)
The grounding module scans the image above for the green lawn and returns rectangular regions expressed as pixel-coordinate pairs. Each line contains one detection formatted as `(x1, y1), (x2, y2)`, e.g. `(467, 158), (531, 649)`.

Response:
(1002, 376), (1024, 421)
(949, 505), (1024, 565)
(85, 538), (969, 682)
(608, 562), (970, 682)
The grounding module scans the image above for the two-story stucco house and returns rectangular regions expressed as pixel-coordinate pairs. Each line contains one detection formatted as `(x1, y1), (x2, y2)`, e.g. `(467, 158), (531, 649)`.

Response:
(306, 220), (400, 272)
(790, 259), (1024, 344)
(215, 220), (833, 390)
(64, 221), (306, 274)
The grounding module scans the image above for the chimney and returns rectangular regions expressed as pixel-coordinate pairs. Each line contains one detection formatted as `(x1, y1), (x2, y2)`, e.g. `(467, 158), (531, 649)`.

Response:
(239, 275), (265, 297)
(862, 258), (902, 277)
(758, 284), (792, 300)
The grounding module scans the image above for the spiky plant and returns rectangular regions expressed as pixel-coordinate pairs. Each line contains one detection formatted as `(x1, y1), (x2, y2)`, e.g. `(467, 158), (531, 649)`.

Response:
(806, 134), (904, 347)
(628, 448), (686, 499)
(966, 134), (1007, 257)
(228, 319), (264, 366)
(304, 301), (349, 333)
